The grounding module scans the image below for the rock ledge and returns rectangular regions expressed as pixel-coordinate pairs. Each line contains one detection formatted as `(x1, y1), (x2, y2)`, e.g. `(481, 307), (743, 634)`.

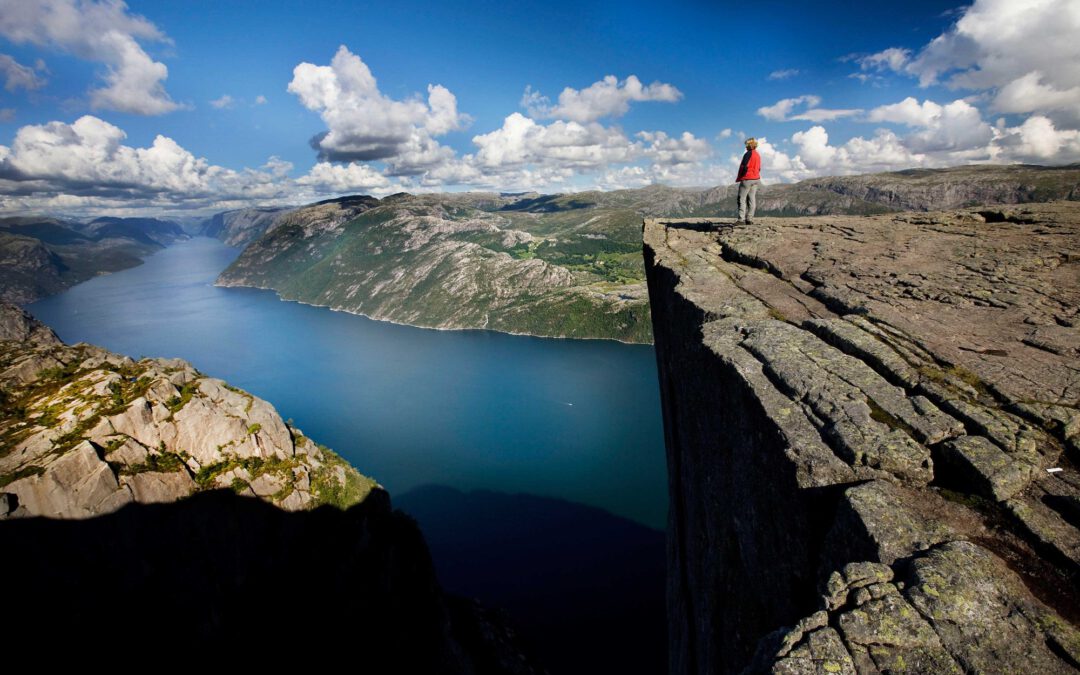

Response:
(644, 203), (1080, 674)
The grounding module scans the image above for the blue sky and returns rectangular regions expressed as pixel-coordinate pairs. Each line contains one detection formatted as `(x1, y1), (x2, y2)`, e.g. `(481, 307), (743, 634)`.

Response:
(1, 0), (1078, 216)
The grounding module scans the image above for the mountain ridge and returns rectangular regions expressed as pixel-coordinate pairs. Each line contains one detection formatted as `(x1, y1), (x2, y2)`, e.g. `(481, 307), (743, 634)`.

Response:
(210, 164), (1079, 343)
(0, 215), (188, 304)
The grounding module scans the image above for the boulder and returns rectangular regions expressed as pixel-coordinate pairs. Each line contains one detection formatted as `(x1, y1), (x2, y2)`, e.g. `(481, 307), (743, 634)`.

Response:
(2, 441), (132, 518)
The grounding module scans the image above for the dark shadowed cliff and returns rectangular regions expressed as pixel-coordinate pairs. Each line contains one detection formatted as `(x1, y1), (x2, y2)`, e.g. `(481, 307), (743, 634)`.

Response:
(399, 485), (667, 675)
(1, 489), (541, 671)
(0, 304), (542, 673)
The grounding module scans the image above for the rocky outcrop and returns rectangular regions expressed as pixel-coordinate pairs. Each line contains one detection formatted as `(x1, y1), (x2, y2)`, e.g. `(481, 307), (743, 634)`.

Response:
(0, 301), (376, 518)
(643, 202), (1080, 674)
(0, 231), (72, 304)
(0, 302), (61, 344)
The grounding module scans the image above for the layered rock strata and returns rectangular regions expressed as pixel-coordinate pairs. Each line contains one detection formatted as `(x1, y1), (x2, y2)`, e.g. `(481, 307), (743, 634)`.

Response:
(644, 202), (1080, 674)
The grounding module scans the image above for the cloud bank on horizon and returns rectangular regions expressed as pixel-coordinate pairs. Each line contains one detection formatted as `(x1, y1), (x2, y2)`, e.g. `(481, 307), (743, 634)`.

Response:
(0, 0), (1077, 216)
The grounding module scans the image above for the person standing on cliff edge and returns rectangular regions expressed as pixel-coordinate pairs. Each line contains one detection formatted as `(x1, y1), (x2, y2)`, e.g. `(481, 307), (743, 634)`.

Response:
(735, 138), (761, 224)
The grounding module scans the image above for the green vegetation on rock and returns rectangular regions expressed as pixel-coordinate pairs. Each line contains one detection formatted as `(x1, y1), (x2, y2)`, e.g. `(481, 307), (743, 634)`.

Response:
(1, 309), (380, 518)
(214, 165), (1080, 344)
(310, 445), (378, 509)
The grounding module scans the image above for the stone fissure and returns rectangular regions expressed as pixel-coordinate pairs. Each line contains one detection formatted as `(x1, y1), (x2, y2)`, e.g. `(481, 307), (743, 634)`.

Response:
(644, 205), (1080, 674)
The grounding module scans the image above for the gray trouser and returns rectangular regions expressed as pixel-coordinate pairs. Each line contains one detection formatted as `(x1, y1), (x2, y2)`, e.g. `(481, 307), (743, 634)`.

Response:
(737, 179), (760, 220)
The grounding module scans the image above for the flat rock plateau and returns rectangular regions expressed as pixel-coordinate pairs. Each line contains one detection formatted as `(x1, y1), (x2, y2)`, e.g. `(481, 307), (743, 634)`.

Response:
(644, 202), (1080, 674)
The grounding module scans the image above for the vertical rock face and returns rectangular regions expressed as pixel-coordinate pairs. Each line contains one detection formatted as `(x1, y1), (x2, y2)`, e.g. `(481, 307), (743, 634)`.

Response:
(643, 204), (1080, 674)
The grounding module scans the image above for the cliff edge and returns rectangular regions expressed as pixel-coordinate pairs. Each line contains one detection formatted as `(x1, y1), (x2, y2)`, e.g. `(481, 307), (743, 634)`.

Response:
(644, 202), (1080, 674)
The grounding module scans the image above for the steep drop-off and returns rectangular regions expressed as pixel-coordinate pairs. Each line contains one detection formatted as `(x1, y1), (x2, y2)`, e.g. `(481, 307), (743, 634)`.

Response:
(644, 203), (1080, 673)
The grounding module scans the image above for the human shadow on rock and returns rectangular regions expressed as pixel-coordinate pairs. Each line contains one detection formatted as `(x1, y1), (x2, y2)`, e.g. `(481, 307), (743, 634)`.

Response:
(397, 485), (667, 675)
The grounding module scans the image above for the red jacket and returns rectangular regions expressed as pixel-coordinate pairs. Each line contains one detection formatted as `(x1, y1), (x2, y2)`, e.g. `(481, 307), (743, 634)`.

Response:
(736, 149), (761, 181)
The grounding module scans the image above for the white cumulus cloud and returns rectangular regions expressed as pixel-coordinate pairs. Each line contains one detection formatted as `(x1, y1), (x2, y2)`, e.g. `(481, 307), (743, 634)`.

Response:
(859, 0), (1080, 124)
(472, 112), (642, 170)
(0, 115), (215, 193)
(994, 115), (1080, 162)
(866, 97), (995, 153)
(638, 131), (711, 165)
(0, 0), (181, 115)
(295, 161), (391, 192)
(992, 71), (1080, 116)
(523, 75), (682, 123)
(0, 115), (410, 216)
(288, 45), (469, 163)
(746, 127), (928, 183)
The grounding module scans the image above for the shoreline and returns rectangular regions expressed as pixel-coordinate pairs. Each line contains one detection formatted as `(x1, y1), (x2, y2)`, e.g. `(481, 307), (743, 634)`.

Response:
(212, 279), (656, 347)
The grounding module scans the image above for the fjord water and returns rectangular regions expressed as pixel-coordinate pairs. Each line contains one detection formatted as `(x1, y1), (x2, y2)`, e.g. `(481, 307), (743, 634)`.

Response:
(28, 236), (668, 529)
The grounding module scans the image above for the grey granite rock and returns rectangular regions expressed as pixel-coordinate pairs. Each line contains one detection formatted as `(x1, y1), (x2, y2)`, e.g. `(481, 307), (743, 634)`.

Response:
(904, 541), (1080, 673)
(838, 590), (962, 674)
(1, 304), (377, 518)
(940, 434), (1036, 501)
(826, 480), (956, 567)
(771, 628), (857, 675)
(2, 441), (132, 518)
(121, 470), (197, 503)
(0, 303), (61, 345)
(644, 205), (1080, 674)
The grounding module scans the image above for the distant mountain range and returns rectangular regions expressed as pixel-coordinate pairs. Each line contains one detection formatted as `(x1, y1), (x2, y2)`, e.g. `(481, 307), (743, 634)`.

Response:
(0, 216), (187, 304)
(3, 164), (1076, 334)
(209, 164), (1080, 343)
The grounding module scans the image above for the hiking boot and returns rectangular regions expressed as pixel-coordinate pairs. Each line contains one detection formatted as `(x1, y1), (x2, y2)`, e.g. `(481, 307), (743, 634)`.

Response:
(746, 219), (755, 225)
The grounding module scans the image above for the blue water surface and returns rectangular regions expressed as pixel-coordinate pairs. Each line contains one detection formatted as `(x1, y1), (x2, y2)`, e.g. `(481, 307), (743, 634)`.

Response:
(28, 237), (668, 528)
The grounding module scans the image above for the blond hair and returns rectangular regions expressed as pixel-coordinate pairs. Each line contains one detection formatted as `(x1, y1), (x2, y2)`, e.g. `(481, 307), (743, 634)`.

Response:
(745, 138), (759, 149)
